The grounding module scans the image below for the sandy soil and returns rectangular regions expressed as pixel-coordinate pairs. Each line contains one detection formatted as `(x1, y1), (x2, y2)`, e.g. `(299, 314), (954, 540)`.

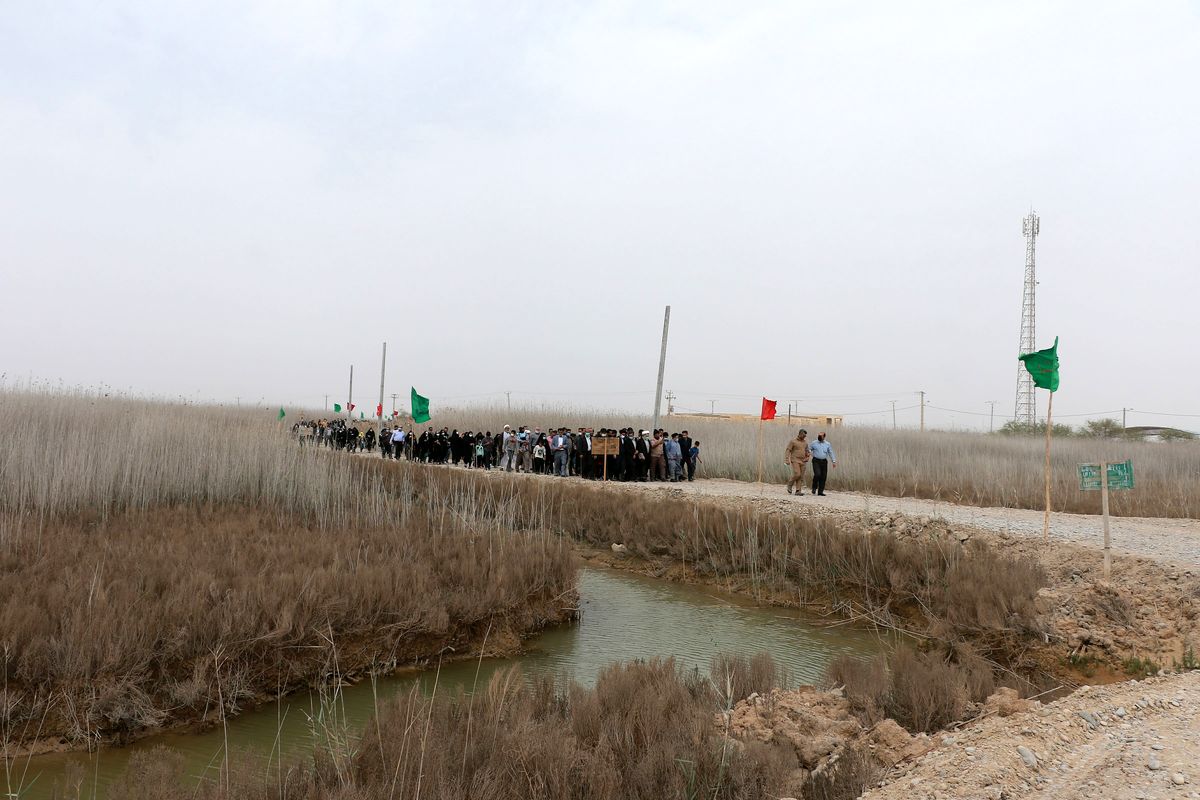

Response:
(859, 671), (1200, 800)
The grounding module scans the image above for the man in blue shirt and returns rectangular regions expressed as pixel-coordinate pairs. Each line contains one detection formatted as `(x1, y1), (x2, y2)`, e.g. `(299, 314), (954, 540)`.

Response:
(808, 432), (837, 496)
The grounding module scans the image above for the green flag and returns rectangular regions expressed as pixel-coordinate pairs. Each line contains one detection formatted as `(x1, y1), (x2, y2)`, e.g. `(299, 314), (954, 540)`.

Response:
(1019, 336), (1060, 392)
(333, 403), (342, 413)
(411, 387), (431, 424)
(277, 407), (286, 420)
(359, 411), (365, 420)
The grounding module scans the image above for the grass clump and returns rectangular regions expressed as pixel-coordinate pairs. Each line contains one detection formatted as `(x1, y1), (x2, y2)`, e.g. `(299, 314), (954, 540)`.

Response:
(1122, 656), (1160, 678)
(824, 643), (1016, 735)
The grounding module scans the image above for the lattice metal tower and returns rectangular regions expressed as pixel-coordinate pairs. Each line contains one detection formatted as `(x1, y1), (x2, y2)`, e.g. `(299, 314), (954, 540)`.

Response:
(1014, 212), (1040, 424)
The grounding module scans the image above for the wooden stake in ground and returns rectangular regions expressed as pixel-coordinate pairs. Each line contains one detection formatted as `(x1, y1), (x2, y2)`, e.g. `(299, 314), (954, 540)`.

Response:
(756, 416), (764, 485)
(1043, 389), (1054, 541)
(1101, 459), (1112, 579)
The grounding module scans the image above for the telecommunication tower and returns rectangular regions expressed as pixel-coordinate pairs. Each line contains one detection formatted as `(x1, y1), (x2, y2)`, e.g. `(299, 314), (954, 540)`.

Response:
(1014, 212), (1040, 425)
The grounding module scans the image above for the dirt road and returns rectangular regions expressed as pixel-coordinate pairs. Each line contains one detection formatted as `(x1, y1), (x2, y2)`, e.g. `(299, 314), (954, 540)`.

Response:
(588, 476), (1200, 568)
(860, 671), (1200, 800)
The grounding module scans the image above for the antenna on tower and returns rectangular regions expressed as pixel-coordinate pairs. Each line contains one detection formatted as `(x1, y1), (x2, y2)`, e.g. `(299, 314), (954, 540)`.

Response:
(1015, 212), (1040, 425)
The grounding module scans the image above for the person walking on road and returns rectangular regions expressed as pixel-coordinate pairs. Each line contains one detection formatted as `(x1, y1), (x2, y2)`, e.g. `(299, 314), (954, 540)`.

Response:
(784, 429), (811, 495)
(809, 432), (837, 496)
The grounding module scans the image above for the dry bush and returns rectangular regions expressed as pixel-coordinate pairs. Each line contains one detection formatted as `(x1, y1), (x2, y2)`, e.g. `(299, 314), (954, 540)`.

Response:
(711, 652), (782, 709)
(824, 655), (888, 726)
(803, 744), (886, 800)
(93, 658), (797, 800)
(825, 644), (1001, 735)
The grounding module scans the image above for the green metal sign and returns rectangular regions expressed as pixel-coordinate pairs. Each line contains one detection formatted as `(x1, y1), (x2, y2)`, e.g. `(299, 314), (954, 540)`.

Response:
(1078, 460), (1134, 491)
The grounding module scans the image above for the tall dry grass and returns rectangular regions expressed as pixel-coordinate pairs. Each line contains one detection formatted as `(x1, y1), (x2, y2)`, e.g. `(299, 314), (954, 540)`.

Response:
(0, 389), (1047, 760)
(0, 390), (575, 756)
(417, 404), (1200, 517)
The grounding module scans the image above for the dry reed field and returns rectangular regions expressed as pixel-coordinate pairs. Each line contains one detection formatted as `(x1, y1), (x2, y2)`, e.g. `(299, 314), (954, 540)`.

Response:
(0, 391), (574, 756)
(419, 405), (1200, 517)
(2, 390), (1057, 799)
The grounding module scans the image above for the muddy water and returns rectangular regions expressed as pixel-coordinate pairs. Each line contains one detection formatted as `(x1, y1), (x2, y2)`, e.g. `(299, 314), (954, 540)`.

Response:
(15, 567), (888, 799)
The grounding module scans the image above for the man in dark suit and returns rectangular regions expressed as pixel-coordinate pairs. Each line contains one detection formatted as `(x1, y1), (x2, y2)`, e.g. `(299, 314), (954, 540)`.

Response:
(679, 430), (694, 481)
(619, 428), (637, 481)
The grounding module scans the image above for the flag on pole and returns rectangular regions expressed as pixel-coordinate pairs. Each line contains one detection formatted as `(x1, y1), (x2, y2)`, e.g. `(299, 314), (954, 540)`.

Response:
(1019, 336), (1060, 392)
(360, 411), (365, 420)
(333, 403), (342, 413)
(760, 397), (777, 421)
(411, 388), (431, 424)
(376, 403), (383, 418)
(277, 407), (286, 420)
(348, 403), (356, 411)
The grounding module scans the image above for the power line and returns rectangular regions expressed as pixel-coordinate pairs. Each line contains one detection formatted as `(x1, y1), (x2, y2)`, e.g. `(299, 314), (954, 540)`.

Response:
(1126, 409), (1200, 419)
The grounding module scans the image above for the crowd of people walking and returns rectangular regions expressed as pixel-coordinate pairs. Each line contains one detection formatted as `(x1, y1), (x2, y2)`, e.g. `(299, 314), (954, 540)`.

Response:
(294, 420), (703, 482)
(295, 419), (838, 493)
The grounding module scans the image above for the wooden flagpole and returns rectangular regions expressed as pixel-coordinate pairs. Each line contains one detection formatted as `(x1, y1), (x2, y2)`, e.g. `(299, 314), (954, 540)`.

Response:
(756, 416), (765, 485)
(1042, 390), (1054, 541)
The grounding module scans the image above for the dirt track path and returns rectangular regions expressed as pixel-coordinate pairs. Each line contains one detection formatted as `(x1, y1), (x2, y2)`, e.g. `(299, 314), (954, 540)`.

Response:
(860, 670), (1200, 800)
(358, 449), (1199, 567)
(591, 477), (1200, 569)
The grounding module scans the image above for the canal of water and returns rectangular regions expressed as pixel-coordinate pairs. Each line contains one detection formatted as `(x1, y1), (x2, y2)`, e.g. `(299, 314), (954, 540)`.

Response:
(14, 566), (890, 798)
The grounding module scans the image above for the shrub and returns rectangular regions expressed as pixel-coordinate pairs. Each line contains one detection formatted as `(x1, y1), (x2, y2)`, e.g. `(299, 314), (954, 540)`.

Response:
(825, 644), (1003, 735)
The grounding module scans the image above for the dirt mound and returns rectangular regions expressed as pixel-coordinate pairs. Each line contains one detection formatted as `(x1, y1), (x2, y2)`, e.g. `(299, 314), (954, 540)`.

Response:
(723, 686), (933, 784)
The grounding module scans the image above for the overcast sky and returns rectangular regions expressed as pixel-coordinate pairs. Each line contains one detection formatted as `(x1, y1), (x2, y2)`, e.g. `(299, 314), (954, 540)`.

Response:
(2, 1), (1197, 430)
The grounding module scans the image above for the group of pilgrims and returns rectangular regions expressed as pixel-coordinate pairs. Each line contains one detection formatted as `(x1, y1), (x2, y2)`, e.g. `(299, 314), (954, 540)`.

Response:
(293, 419), (702, 481)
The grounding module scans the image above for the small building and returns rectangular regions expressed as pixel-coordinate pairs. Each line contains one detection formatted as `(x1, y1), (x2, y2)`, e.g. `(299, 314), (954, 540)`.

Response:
(671, 412), (843, 427)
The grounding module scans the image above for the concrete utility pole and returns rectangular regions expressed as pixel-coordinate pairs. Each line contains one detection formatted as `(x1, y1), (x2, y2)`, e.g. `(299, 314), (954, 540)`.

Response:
(652, 305), (671, 433)
(709, 400), (717, 415)
(891, 400), (897, 429)
(323, 395), (328, 411)
(391, 393), (399, 416)
(919, 391), (926, 432)
(347, 365), (354, 423)
(377, 342), (387, 433)
(506, 391), (511, 413)
(987, 400), (997, 432)
(664, 390), (676, 418)
(1122, 408), (1129, 429)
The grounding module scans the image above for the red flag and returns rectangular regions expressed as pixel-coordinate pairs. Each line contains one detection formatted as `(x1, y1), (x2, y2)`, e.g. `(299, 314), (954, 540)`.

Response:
(760, 397), (777, 420)
(376, 403), (383, 418)
(348, 403), (356, 411)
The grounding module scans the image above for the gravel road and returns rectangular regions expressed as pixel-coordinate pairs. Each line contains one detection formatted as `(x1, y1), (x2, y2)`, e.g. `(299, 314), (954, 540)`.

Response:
(860, 671), (1200, 800)
(598, 477), (1200, 568)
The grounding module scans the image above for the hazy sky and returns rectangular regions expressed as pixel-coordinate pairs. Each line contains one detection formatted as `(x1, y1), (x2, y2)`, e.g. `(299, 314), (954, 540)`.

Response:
(3, 1), (1198, 430)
